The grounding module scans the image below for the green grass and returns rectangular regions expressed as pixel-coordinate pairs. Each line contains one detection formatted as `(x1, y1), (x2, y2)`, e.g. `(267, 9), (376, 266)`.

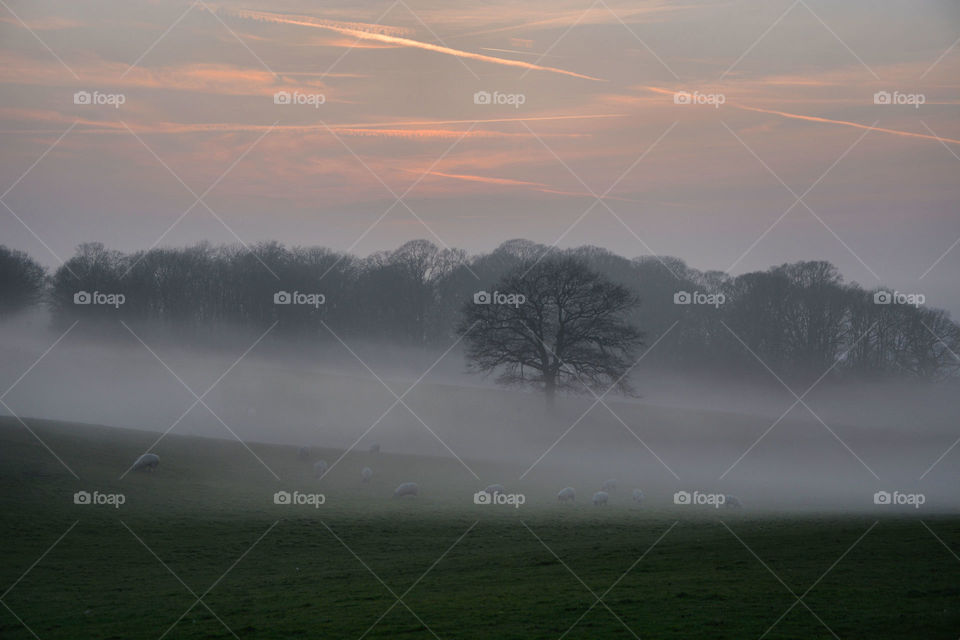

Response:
(1, 416), (958, 639)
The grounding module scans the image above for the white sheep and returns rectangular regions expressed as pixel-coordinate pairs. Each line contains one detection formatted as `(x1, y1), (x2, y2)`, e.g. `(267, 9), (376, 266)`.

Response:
(592, 491), (609, 506)
(601, 479), (616, 492)
(724, 495), (742, 508)
(557, 487), (575, 503)
(484, 483), (505, 495)
(632, 489), (644, 504)
(298, 446), (310, 461)
(313, 459), (328, 478)
(362, 467), (373, 483)
(369, 443), (380, 455)
(132, 453), (159, 472)
(393, 482), (418, 498)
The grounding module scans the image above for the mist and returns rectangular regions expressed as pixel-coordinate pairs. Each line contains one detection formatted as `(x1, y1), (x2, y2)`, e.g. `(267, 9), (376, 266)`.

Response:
(4, 304), (957, 514)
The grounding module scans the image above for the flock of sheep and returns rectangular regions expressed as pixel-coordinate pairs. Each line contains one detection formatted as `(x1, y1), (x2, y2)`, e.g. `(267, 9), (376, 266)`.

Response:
(561, 483), (647, 506)
(468, 479), (740, 509)
(129, 449), (742, 509)
(296, 443), (454, 499)
(300, 443), (379, 485)
(562, 482), (741, 508)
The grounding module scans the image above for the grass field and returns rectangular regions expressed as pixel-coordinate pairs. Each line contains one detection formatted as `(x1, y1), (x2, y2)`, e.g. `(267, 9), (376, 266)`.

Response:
(1, 416), (958, 639)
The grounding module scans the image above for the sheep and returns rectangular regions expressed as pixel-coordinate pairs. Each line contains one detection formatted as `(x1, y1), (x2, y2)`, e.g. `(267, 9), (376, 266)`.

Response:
(724, 495), (742, 509)
(601, 479), (616, 492)
(369, 443), (380, 455)
(592, 491), (609, 506)
(483, 483), (505, 496)
(298, 446), (310, 462)
(632, 489), (644, 504)
(362, 467), (373, 483)
(132, 453), (159, 472)
(393, 482), (418, 498)
(557, 487), (575, 503)
(313, 459), (328, 478)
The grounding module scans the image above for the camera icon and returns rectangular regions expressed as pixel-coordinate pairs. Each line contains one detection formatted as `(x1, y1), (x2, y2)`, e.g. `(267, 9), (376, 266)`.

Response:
(74, 490), (92, 505)
(274, 291), (292, 304)
(274, 91), (291, 105)
(673, 291), (691, 305)
(473, 490), (492, 505)
(473, 91), (491, 105)
(873, 91), (891, 105)
(273, 491), (291, 505)
(873, 490), (891, 505)
(74, 91), (92, 105)
(673, 91), (691, 105)
(473, 291), (491, 305)
(673, 490), (691, 505)
(873, 291), (892, 305)
(74, 291), (92, 305)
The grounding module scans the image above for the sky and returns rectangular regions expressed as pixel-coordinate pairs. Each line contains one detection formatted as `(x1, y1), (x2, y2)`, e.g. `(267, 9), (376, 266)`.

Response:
(1, 0), (959, 312)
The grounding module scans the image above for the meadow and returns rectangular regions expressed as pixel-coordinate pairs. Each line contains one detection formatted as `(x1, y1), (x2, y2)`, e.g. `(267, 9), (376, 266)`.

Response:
(1, 416), (958, 639)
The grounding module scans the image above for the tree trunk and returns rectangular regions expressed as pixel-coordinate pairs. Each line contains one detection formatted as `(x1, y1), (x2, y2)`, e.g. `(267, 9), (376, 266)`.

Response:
(544, 376), (556, 412)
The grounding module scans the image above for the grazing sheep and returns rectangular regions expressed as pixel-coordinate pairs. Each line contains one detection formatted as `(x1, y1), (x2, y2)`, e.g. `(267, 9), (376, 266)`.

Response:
(484, 483), (505, 495)
(601, 479), (617, 492)
(393, 482), (418, 498)
(557, 487), (575, 503)
(298, 446), (310, 462)
(724, 495), (742, 509)
(632, 489), (644, 504)
(132, 453), (159, 472)
(362, 467), (373, 483)
(592, 491), (609, 506)
(313, 459), (328, 478)
(369, 443), (380, 455)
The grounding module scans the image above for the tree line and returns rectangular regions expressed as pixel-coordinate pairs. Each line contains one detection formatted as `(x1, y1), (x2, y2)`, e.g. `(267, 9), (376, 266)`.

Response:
(1, 240), (957, 382)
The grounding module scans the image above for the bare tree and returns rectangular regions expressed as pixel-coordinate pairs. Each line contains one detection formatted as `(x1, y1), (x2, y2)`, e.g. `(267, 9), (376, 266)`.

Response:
(0, 245), (46, 316)
(460, 255), (643, 406)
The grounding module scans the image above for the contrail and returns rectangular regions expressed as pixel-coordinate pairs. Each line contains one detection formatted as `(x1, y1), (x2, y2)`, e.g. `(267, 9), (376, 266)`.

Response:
(413, 170), (642, 201)
(5, 112), (620, 136)
(640, 86), (960, 146)
(640, 85), (679, 97)
(220, 8), (603, 81)
(319, 127), (575, 140)
(417, 170), (548, 187)
(336, 113), (622, 128)
(480, 47), (562, 58)
(734, 104), (960, 146)
(217, 11), (415, 37)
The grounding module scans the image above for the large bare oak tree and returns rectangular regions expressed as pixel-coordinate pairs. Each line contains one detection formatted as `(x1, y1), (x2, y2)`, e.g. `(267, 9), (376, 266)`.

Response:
(460, 255), (643, 406)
